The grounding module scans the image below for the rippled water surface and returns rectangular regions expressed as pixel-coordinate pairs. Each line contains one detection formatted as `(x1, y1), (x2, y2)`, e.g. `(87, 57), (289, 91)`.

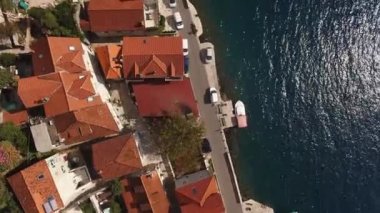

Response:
(192, 0), (380, 212)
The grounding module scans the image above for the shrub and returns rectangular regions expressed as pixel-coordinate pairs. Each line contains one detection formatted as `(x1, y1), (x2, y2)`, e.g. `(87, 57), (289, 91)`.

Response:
(0, 123), (28, 155)
(0, 53), (17, 67)
(27, 7), (46, 20)
(111, 179), (122, 196)
(79, 199), (95, 213)
(0, 141), (22, 172)
(0, 68), (16, 88)
(110, 200), (121, 213)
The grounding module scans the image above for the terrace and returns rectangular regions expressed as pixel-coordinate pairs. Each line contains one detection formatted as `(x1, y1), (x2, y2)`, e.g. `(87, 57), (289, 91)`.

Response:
(46, 150), (96, 205)
(143, 0), (160, 28)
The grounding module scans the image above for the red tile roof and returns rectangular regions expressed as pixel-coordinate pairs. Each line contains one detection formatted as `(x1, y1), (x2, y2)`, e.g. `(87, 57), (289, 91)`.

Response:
(2, 110), (28, 125)
(132, 78), (199, 117)
(95, 45), (123, 80)
(53, 103), (119, 145)
(88, 0), (144, 32)
(180, 193), (224, 213)
(31, 37), (86, 76)
(122, 36), (184, 79)
(121, 170), (169, 213)
(90, 134), (142, 180)
(7, 160), (64, 213)
(18, 71), (102, 117)
(140, 171), (170, 213)
(176, 176), (224, 213)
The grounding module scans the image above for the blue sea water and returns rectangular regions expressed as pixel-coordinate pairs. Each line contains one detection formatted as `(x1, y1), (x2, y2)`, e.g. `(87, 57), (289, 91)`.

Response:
(192, 0), (380, 212)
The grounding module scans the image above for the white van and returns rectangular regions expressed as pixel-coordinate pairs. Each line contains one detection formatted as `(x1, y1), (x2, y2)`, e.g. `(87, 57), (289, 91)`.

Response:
(174, 12), (184, 30)
(209, 87), (218, 103)
(182, 39), (189, 56)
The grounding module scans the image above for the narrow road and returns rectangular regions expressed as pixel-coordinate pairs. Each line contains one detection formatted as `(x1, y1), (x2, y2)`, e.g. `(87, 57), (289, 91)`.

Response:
(174, 1), (244, 213)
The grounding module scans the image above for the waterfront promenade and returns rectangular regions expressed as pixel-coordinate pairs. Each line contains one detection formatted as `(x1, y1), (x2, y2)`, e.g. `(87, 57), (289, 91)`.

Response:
(175, 1), (244, 212)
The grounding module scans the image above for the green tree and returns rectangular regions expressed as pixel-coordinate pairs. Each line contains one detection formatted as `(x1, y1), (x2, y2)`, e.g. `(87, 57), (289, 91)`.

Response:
(0, 68), (16, 88)
(110, 200), (121, 213)
(79, 199), (95, 213)
(0, 53), (17, 67)
(150, 116), (204, 161)
(0, 0), (14, 12)
(0, 179), (22, 212)
(0, 123), (27, 155)
(27, 7), (46, 20)
(41, 11), (58, 29)
(111, 179), (122, 196)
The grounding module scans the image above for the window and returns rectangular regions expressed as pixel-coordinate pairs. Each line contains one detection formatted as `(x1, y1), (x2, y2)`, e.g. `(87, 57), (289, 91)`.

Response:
(37, 174), (44, 180)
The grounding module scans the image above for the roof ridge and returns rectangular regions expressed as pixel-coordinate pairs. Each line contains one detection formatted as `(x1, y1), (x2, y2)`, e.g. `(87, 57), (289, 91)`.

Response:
(57, 72), (72, 111)
(35, 74), (65, 103)
(113, 134), (140, 168)
(45, 37), (57, 72)
(75, 104), (118, 131)
(177, 176), (214, 205)
(200, 176), (215, 206)
(141, 54), (167, 76)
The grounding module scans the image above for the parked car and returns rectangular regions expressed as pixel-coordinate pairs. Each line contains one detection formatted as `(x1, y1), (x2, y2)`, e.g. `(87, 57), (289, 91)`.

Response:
(209, 87), (218, 103)
(201, 138), (212, 153)
(205, 47), (213, 64)
(169, 0), (176, 8)
(174, 12), (184, 30)
(184, 56), (189, 75)
(182, 38), (189, 56)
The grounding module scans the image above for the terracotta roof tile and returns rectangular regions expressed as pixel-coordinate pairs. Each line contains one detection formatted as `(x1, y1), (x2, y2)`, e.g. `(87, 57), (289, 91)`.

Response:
(31, 37), (86, 76)
(180, 193), (225, 213)
(18, 72), (102, 117)
(88, 0), (144, 32)
(91, 134), (142, 180)
(95, 45), (122, 80)
(2, 110), (29, 125)
(140, 171), (170, 213)
(123, 36), (184, 79)
(121, 170), (169, 213)
(132, 78), (199, 117)
(7, 160), (64, 213)
(176, 176), (224, 213)
(53, 103), (119, 145)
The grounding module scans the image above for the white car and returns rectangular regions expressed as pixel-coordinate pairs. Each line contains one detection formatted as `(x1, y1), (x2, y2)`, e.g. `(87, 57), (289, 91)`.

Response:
(174, 12), (184, 30)
(169, 0), (176, 8)
(205, 47), (213, 64)
(209, 87), (218, 103)
(182, 38), (189, 56)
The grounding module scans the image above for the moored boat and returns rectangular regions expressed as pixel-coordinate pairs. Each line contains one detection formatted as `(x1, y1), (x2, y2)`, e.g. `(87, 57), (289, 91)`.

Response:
(235, 100), (247, 128)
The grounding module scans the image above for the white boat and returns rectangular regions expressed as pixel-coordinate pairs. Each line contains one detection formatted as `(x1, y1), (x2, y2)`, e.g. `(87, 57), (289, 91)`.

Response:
(235, 100), (247, 128)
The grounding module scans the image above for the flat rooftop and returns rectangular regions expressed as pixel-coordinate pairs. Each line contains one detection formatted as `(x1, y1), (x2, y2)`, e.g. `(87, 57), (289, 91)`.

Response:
(46, 151), (95, 205)
(175, 170), (211, 189)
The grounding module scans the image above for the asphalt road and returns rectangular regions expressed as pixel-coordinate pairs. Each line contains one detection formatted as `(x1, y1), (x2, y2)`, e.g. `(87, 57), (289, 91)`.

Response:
(174, 1), (244, 213)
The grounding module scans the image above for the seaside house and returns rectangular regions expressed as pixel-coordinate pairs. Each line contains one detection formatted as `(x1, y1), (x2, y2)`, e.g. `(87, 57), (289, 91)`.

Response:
(121, 36), (199, 117)
(81, 133), (144, 180)
(175, 170), (225, 213)
(17, 36), (120, 152)
(131, 78), (199, 117)
(121, 169), (170, 213)
(81, 0), (160, 37)
(122, 36), (184, 81)
(7, 150), (94, 213)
